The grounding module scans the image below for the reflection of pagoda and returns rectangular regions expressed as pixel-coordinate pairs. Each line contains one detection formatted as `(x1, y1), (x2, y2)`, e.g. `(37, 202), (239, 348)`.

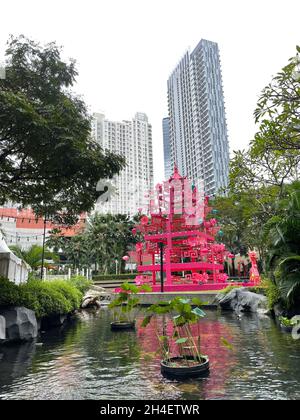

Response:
(133, 167), (258, 291)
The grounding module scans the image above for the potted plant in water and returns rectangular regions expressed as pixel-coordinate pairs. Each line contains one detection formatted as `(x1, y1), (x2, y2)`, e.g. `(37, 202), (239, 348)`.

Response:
(142, 297), (209, 379)
(109, 282), (151, 330)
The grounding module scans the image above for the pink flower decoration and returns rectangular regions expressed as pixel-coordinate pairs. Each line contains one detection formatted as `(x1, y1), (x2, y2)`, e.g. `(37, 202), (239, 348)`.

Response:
(122, 255), (129, 261)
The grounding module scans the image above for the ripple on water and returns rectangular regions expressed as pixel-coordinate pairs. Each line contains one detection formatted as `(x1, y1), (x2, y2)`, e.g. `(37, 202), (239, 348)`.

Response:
(1, 309), (300, 400)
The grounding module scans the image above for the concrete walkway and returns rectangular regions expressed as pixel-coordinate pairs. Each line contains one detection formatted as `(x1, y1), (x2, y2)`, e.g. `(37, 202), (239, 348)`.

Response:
(137, 291), (219, 307)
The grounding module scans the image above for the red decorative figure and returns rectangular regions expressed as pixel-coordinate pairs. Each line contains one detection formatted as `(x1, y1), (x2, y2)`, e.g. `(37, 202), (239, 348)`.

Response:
(248, 251), (261, 285)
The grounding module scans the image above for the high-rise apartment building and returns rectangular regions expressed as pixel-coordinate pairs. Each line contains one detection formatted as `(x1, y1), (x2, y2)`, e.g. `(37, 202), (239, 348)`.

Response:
(92, 112), (153, 216)
(162, 117), (172, 179)
(167, 39), (229, 196)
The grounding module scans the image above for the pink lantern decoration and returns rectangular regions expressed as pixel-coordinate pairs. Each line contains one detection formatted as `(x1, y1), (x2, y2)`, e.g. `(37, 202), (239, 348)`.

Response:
(136, 242), (143, 252)
(140, 215), (149, 225)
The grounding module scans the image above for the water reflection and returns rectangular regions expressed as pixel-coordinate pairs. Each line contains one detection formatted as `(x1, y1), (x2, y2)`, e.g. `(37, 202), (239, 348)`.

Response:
(0, 308), (300, 400)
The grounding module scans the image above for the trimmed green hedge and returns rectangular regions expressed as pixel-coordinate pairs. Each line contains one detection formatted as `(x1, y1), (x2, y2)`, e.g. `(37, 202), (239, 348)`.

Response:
(93, 273), (138, 281)
(0, 276), (89, 319)
(66, 275), (92, 293)
(20, 280), (73, 318)
(0, 276), (24, 307)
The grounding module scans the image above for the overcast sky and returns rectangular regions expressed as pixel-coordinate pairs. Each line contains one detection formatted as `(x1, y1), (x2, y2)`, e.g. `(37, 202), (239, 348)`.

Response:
(1, 0), (299, 183)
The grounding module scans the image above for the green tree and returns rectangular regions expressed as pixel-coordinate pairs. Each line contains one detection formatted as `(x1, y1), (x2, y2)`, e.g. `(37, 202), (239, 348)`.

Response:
(85, 213), (136, 274)
(230, 47), (300, 198)
(211, 185), (283, 272)
(227, 46), (300, 274)
(0, 35), (125, 224)
(263, 183), (300, 309)
(47, 213), (138, 273)
(46, 232), (94, 269)
(254, 46), (300, 153)
(10, 244), (58, 270)
(229, 148), (299, 196)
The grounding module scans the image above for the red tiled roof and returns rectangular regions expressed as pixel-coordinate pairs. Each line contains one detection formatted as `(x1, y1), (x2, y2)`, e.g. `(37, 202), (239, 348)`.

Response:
(0, 208), (86, 237)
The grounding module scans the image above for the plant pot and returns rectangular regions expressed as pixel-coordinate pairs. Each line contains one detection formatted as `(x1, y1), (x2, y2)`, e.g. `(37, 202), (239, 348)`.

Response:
(160, 355), (209, 379)
(110, 321), (135, 331)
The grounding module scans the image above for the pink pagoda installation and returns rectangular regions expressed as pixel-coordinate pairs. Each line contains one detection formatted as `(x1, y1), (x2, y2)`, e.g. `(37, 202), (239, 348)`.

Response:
(132, 167), (260, 292)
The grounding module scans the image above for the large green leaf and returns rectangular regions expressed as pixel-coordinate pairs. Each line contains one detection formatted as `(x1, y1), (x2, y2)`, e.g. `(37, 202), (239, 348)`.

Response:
(141, 315), (152, 328)
(220, 337), (233, 350)
(191, 307), (206, 318)
(175, 337), (188, 344)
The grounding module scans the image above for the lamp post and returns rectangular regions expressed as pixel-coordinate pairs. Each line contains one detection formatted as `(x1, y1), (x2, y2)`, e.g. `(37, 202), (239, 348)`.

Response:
(158, 242), (164, 293)
(40, 216), (47, 280)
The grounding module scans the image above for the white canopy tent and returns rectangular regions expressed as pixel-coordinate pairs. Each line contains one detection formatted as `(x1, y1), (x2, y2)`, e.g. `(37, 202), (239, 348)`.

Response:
(0, 237), (30, 284)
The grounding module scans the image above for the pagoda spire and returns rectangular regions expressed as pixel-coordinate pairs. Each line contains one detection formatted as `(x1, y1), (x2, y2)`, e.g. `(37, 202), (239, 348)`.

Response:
(172, 163), (182, 180)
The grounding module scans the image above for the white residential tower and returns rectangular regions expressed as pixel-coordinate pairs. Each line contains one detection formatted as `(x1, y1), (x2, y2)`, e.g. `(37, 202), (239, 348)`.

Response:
(167, 39), (229, 196)
(92, 112), (153, 216)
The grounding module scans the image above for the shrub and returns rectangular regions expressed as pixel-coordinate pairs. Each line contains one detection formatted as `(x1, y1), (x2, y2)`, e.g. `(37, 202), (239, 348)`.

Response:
(20, 280), (72, 318)
(247, 286), (268, 295)
(67, 275), (92, 294)
(0, 276), (23, 307)
(0, 276), (86, 318)
(263, 277), (281, 310)
(46, 280), (82, 310)
(219, 285), (242, 295)
(278, 316), (298, 327)
(93, 273), (137, 281)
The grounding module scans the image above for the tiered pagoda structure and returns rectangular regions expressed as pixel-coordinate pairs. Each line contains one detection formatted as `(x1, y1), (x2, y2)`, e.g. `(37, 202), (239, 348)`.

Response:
(132, 167), (259, 291)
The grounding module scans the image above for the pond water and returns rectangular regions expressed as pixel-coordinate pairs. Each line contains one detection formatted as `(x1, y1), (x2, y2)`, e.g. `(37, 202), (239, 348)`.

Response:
(0, 309), (300, 400)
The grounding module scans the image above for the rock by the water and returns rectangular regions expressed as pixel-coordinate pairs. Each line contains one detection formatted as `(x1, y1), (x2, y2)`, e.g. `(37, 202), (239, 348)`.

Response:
(0, 315), (6, 340)
(273, 302), (286, 318)
(81, 296), (102, 309)
(216, 288), (268, 313)
(1, 307), (38, 342)
(40, 314), (68, 330)
(81, 289), (112, 309)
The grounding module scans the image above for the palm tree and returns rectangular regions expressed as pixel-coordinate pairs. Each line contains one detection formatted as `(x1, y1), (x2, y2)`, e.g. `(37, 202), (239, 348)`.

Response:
(9, 244), (59, 270)
(86, 213), (136, 274)
(46, 213), (137, 274)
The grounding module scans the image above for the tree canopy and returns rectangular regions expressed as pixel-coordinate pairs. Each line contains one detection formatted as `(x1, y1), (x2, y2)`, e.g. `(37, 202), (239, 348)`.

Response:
(230, 46), (300, 197)
(10, 244), (58, 270)
(0, 35), (125, 223)
(47, 213), (137, 274)
(254, 45), (300, 152)
(215, 46), (300, 276)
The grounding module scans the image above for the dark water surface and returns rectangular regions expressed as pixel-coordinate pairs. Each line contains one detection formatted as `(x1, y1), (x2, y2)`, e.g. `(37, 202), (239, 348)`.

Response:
(0, 309), (300, 400)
